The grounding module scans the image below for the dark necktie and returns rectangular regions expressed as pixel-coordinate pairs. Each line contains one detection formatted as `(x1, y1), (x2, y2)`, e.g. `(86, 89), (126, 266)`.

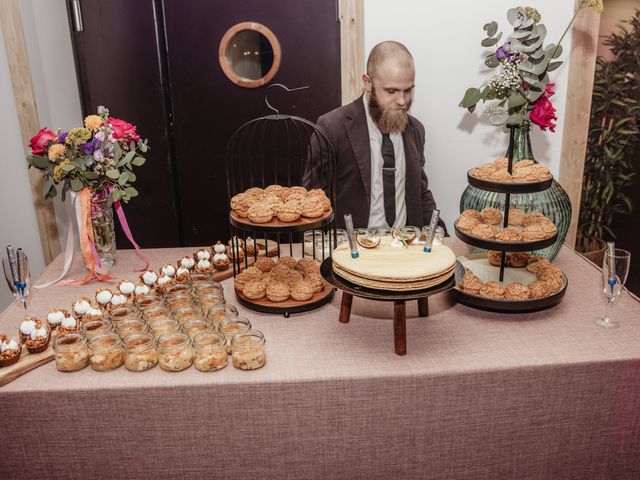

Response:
(381, 133), (396, 227)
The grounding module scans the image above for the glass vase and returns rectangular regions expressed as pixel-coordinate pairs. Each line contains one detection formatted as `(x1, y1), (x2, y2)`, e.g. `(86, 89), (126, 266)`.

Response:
(90, 188), (117, 268)
(459, 121), (572, 260)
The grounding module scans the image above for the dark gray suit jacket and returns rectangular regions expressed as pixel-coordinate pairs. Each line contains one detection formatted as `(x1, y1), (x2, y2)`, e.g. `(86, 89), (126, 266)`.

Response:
(306, 95), (446, 232)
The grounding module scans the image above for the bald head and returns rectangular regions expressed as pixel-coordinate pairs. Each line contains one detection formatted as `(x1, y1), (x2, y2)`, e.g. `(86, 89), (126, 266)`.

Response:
(366, 41), (414, 80)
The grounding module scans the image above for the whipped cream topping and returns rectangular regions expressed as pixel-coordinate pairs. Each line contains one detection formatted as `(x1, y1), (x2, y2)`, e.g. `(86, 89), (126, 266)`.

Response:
(197, 259), (211, 269)
(142, 271), (158, 285)
(85, 307), (102, 317)
(176, 267), (189, 277)
(73, 300), (91, 315)
(135, 284), (150, 295)
(61, 316), (77, 329)
(118, 281), (136, 295)
(161, 265), (176, 277)
(213, 253), (228, 262)
(158, 275), (173, 286)
(1, 338), (18, 352)
(213, 243), (226, 254)
(20, 319), (37, 335)
(111, 294), (127, 305)
(196, 250), (211, 261)
(180, 257), (195, 269)
(47, 311), (65, 325)
(96, 290), (113, 305)
(31, 327), (48, 340)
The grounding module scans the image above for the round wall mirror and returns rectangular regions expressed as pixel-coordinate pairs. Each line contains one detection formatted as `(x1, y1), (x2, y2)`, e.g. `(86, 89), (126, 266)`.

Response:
(219, 22), (281, 88)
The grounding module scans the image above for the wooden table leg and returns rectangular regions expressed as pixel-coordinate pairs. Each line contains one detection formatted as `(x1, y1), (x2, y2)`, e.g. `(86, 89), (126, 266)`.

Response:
(394, 301), (407, 356)
(339, 292), (353, 323)
(418, 297), (429, 317)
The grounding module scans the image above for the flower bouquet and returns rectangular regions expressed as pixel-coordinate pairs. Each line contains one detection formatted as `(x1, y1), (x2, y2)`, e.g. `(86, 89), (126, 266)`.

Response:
(26, 106), (149, 285)
(459, 1), (604, 131)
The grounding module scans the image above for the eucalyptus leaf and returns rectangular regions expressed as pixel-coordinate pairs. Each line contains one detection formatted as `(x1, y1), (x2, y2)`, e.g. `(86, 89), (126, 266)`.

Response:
(511, 30), (531, 39)
(30, 155), (50, 169)
(507, 8), (521, 27)
(140, 143), (148, 153)
(106, 169), (120, 180)
(119, 150), (136, 167)
(62, 162), (76, 172)
(131, 156), (146, 166)
(481, 37), (499, 47)
(525, 88), (544, 103)
(522, 18), (534, 29)
(128, 172), (136, 182)
(459, 88), (482, 109)
(42, 178), (54, 197)
(112, 189), (121, 202)
(505, 113), (523, 125)
(114, 142), (122, 161)
(83, 171), (99, 180)
(70, 177), (84, 192)
(546, 61), (562, 72)
(124, 186), (138, 197)
(118, 171), (129, 185)
(129, 141), (135, 151)
(483, 21), (498, 37)
(508, 92), (526, 109)
(481, 87), (496, 101)
(484, 54), (499, 68)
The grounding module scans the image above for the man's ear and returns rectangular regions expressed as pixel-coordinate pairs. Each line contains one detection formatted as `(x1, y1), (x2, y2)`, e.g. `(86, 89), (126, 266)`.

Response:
(362, 74), (372, 94)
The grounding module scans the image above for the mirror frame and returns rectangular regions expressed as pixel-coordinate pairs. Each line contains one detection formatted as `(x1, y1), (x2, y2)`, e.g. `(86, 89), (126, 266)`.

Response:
(218, 22), (281, 88)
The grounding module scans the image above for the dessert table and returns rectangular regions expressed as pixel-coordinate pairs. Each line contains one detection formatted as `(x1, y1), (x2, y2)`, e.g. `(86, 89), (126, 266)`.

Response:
(1, 239), (639, 479)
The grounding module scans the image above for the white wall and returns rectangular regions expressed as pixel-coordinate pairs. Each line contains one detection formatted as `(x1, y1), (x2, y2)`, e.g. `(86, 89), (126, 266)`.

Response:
(0, 0), (81, 311)
(364, 0), (575, 229)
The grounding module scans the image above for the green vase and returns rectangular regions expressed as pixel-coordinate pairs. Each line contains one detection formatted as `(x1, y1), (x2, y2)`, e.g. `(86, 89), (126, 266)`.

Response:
(459, 121), (571, 260)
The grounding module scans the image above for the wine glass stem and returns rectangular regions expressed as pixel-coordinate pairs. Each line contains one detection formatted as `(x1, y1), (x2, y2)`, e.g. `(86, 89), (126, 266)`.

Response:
(604, 298), (615, 324)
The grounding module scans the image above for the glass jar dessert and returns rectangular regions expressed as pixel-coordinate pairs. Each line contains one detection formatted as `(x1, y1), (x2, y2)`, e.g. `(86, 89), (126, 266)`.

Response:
(123, 333), (158, 372)
(189, 272), (213, 286)
(166, 295), (197, 312)
(158, 332), (194, 372)
(220, 316), (251, 353)
(192, 281), (223, 297)
(192, 332), (228, 372)
(206, 304), (239, 327)
(80, 319), (114, 339)
(135, 291), (165, 310)
(88, 332), (125, 371)
(184, 318), (213, 340)
(116, 318), (149, 338)
(108, 305), (140, 325)
(197, 292), (225, 312)
(53, 333), (90, 372)
(141, 305), (173, 323)
(149, 318), (181, 339)
(231, 329), (266, 370)
(163, 283), (192, 299)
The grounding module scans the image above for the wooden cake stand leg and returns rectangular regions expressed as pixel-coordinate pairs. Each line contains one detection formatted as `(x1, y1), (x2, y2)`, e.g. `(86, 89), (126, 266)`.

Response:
(394, 300), (407, 356)
(417, 297), (429, 317)
(339, 292), (353, 323)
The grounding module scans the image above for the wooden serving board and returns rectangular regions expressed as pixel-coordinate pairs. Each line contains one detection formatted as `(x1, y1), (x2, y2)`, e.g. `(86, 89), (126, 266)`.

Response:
(230, 209), (332, 228)
(0, 345), (54, 387)
(235, 285), (334, 309)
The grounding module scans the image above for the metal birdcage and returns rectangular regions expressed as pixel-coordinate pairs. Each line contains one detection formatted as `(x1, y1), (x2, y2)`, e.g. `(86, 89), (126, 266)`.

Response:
(225, 84), (337, 316)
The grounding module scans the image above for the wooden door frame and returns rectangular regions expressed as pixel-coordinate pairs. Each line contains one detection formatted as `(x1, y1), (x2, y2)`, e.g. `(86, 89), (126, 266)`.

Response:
(0, 0), (61, 264)
(340, 1), (601, 249)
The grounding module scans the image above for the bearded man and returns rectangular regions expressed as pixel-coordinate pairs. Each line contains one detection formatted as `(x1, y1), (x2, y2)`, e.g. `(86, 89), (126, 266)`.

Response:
(305, 41), (446, 232)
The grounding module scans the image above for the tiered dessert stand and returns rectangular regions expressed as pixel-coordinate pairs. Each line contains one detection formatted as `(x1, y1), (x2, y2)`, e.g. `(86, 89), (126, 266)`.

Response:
(452, 124), (568, 312)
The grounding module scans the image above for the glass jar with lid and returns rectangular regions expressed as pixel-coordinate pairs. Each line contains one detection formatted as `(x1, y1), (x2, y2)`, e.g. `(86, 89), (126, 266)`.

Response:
(80, 318), (114, 339)
(231, 329), (266, 370)
(192, 331), (228, 372)
(123, 332), (158, 371)
(219, 316), (251, 353)
(53, 333), (90, 372)
(88, 332), (125, 371)
(206, 304), (239, 327)
(158, 332), (194, 372)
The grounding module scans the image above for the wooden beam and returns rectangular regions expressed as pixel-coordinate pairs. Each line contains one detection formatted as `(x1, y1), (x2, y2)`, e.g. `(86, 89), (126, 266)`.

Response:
(558, 6), (601, 249)
(339, 0), (364, 105)
(0, 0), (61, 263)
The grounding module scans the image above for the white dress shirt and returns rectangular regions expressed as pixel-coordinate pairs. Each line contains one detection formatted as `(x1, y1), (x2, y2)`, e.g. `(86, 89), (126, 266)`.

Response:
(364, 94), (407, 229)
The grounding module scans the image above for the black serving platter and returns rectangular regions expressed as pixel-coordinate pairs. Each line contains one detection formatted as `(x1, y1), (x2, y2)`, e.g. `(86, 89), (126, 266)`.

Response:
(454, 221), (558, 252)
(467, 171), (553, 193)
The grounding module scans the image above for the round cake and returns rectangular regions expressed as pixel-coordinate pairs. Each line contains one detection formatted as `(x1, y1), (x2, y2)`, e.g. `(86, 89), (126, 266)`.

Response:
(331, 237), (456, 291)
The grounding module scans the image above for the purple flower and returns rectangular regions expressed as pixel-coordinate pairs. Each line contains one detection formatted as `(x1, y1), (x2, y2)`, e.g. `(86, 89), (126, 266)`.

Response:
(496, 42), (514, 61)
(57, 131), (68, 143)
(81, 137), (101, 155)
(93, 149), (104, 162)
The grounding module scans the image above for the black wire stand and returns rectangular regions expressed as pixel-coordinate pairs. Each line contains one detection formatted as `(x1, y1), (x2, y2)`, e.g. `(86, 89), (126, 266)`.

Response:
(225, 84), (337, 316)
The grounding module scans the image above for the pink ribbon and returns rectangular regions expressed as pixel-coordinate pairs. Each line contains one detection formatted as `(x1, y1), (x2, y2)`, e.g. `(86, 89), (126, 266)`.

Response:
(113, 198), (149, 272)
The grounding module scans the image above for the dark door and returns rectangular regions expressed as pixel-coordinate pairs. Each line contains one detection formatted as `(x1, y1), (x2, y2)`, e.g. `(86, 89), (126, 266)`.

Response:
(68, 0), (181, 248)
(67, 0), (342, 247)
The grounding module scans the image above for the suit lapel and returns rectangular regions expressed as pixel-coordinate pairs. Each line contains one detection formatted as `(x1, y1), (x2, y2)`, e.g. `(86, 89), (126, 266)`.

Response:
(345, 97), (372, 199)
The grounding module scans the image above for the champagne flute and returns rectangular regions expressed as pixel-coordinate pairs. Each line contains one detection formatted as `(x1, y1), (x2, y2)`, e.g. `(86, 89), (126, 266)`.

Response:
(2, 248), (31, 311)
(597, 248), (630, 329)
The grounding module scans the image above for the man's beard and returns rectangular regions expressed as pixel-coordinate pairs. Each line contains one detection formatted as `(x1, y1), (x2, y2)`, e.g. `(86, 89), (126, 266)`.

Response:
(368, 87), (410, 134)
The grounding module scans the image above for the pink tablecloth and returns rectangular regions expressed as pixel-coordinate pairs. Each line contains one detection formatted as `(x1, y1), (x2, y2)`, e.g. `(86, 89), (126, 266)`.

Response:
(1, 239), (639, 479)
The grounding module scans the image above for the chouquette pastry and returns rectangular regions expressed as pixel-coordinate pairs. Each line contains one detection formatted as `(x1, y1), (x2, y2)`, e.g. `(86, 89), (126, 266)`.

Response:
(331, 237), (456, 291)
(243, 280), (266, 300)
(469, 156), (552, 183)
(290, 280), (314, 301)
(247, 204), (273, 224)
(0, 334), (21, 367)
(254, 257), (275, 272)
(266, 282), (290, 302)
(277, 201), (301, 222)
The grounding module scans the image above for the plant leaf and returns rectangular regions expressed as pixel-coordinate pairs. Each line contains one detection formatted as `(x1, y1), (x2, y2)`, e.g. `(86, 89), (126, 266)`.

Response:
(508, 92), (526, 109)
(481, 36), (499, 47)
(547, 61), (562, 72)
(106, 169), (120, 180)
(459, 88), (482, 109)
(118, 171), (129, 185)
(124, 186), (138, 198)
(70, 177), (84, 192)
(483, 21), (498, 37)
(131, 156), (146, 166)
(485, 54), (500, 68)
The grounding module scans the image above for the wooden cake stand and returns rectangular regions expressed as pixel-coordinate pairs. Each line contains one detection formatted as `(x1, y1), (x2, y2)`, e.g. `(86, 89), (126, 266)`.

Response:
(320, 258), (454, 355)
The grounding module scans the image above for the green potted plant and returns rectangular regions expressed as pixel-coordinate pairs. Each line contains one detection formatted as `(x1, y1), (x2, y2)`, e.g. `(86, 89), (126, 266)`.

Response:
(577, 9), (640, 264)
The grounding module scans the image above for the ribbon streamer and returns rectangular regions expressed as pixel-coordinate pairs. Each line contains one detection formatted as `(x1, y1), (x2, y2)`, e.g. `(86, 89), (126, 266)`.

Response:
(113, 198), (149, 272)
